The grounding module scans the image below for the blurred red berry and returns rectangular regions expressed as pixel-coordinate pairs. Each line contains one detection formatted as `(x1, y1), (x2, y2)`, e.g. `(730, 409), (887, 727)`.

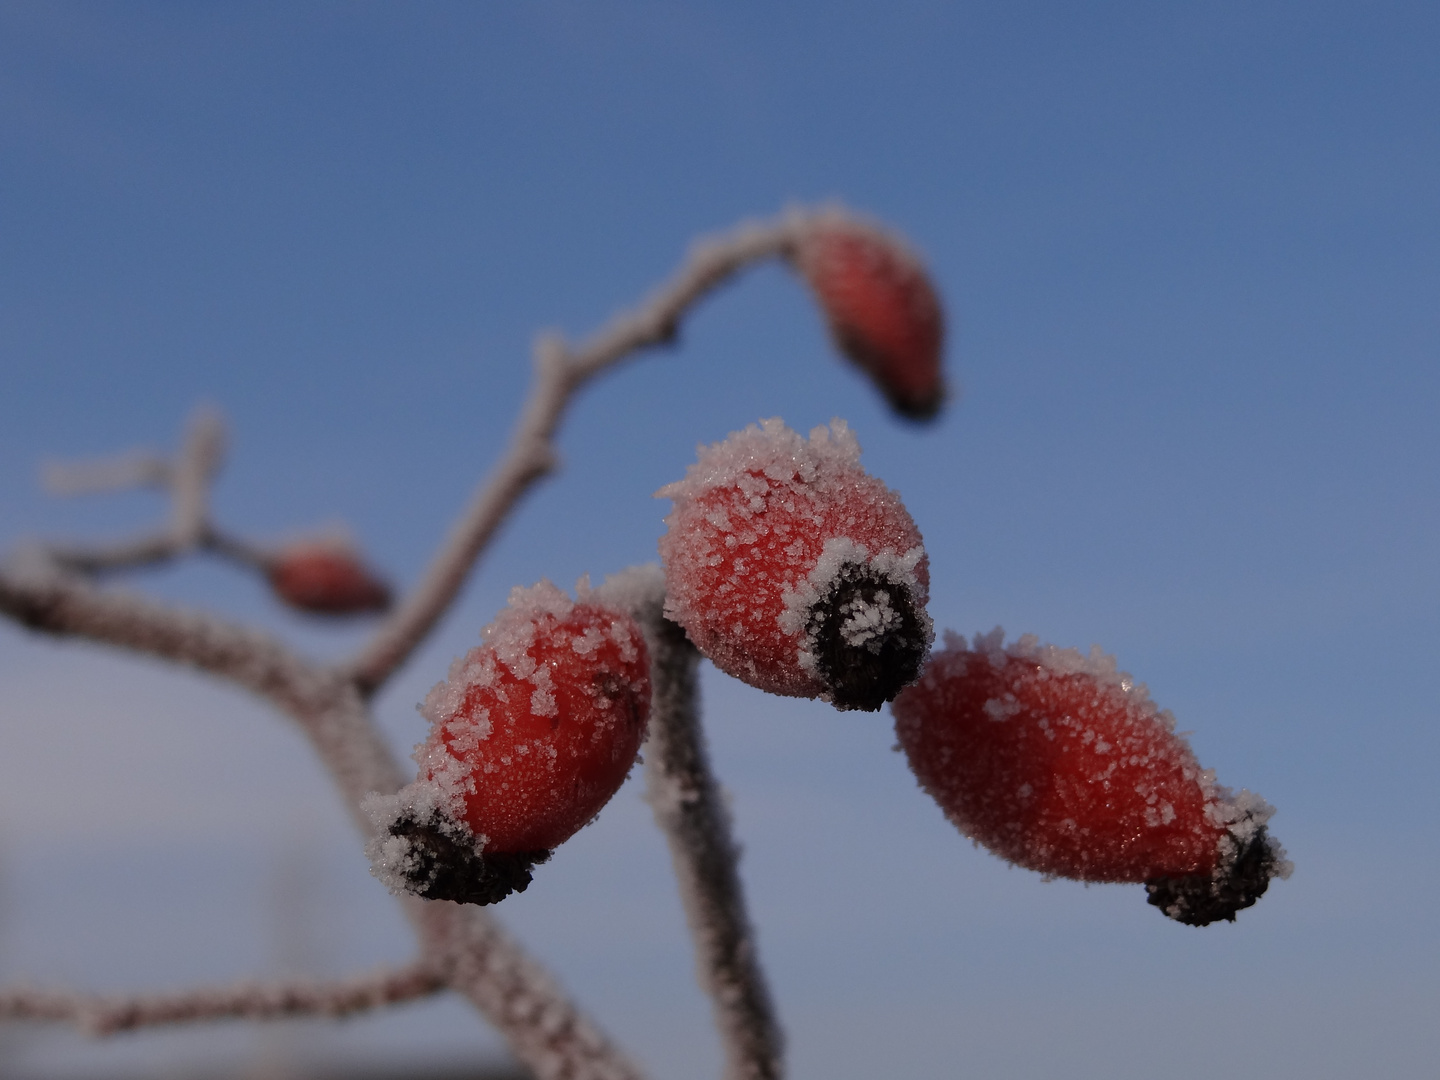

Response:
(658, 418), (931, 712)
(268, 541), (391, 615)
(891, 630), (1290, 925)
(792, 212), (946, 420)
(367, 582), (651, 905)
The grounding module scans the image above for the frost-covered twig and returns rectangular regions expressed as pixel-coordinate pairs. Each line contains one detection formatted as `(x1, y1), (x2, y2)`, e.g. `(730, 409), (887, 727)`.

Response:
(348, 214), (806, 694)
(0, 960), (446, 1036)
(0, 552), (405, 799)
(42, 450), (170, 496)
(414, 901), (646, 1080)
(0, 921), (644, 1080)
(602, 568), (783, 1080)
(168, 405), (227, 545)
(41, 406), (271, 576)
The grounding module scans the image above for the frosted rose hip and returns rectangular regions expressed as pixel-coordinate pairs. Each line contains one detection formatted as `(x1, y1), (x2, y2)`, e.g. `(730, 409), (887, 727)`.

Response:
(792, 213), (946, 420)
(365, 581), (650, 905)
(658, 418), (931, 712)
(891, 630), (1290, 925)
(267, 540), (391, 615)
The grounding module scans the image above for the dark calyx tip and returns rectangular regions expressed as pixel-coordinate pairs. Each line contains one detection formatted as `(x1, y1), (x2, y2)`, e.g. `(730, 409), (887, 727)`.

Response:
(833, 329), (945, 423)
(1145, 825), (1281, 927)
(808, 562), (929, 712)
(887, 384), (945, 422)
(389, 809), (550, 906)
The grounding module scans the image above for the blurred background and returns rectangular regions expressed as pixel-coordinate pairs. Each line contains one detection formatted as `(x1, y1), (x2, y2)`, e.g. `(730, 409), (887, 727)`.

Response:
(2, 2), (1438, 1077)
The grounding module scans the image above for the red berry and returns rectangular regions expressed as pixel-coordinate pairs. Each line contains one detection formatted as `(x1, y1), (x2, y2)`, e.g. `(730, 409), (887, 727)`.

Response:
(658, 418), (931, 712)
(268, 541), (391, 615)
(891, 630), (1290, 925)
(367, 582), (650, 905)
(792, 212), (946, 420)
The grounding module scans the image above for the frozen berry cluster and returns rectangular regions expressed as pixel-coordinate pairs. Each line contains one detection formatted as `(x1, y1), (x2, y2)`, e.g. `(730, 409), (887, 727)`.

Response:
(367, 209), (1285, 924)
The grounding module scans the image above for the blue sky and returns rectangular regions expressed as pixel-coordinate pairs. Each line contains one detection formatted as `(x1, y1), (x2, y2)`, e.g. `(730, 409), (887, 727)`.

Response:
(2, 3), (1438, 1077)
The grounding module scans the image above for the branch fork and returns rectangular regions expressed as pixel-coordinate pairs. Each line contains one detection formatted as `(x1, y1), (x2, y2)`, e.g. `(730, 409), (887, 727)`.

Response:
(0, 209), (840, 1079)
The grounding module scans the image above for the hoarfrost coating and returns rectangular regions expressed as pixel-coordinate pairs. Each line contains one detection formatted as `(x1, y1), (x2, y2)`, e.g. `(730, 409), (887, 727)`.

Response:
(658, 418), (932, 711)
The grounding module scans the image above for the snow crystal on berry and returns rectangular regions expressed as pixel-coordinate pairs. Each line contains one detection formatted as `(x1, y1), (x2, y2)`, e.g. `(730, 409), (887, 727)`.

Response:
(657, 415), (866, 503)
(893, 630), (1288, 923)
(586, 563), (669, 638)
(659, 418), (931, 710)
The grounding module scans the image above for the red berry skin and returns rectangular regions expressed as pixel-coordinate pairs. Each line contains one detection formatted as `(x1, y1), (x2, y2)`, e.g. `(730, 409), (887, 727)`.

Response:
(268, 542), (391, 615)
(659, 418), (931, 711)
(893, 631), (1288, 922)
(415, 582), (650, 854)
(793, 214), (946, 420)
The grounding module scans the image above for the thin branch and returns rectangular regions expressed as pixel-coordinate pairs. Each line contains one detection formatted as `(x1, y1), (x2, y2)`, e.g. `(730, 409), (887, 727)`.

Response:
(348, 213), (806, 694)
(46, 533), (186, 574)
(42, 451), (171, 496)
(43, 527), (273, 576)
(170, 405), (227, 545)
(0, 555), (362, 748)
(201, 524), (276, 572)
(40, 406), (260, 577)
(0, 960), (446, 1036)
(414, 901), (647, 1080)
(611, 569), (783, 1080)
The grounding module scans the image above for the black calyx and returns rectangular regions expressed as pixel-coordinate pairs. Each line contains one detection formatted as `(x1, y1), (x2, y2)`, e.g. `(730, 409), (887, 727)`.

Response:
(388, 809), (550, 906)
(834, 328), (944, 422)
(807, 562), (928, 712)
(889, 388), (944, 422)
(1144, 825), (1281, 927)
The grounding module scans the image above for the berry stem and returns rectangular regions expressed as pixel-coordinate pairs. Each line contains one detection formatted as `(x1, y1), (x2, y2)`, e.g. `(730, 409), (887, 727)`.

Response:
(641, 606), (784, 1080)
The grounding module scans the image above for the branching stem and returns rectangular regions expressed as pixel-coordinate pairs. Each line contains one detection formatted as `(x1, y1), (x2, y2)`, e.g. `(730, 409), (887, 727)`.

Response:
(40, 405), (273, 577)
(0, 209), (828, 1080)
(349, 215), (803, 694)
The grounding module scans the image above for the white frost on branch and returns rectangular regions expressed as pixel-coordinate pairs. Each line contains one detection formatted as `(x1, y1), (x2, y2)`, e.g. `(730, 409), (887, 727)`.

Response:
(42, 405), (271, 574)
(597, 566), (785, 1080)
(348, 213), (812, 694)
(0, 960), (447, 1036)
(42, 450), (171, 496)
